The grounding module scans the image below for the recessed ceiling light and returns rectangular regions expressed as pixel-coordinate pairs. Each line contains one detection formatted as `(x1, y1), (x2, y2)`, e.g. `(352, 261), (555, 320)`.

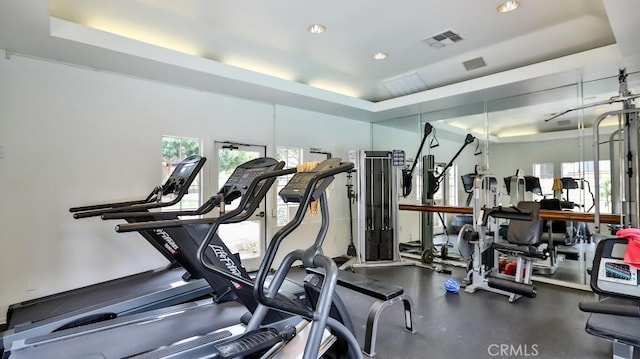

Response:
(497, 1), (520, 13)
(372, 52), (388, 60)
(307, 24), (326, 34)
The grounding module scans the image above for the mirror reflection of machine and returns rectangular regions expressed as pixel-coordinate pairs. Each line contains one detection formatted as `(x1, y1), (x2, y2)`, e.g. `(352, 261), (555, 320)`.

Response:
(549, 68), (639, 231)
(504, 171), (542, 205)
(502, 172), (563, 275)
(417, 133), (478, 263)
(349, 124), (478, 266)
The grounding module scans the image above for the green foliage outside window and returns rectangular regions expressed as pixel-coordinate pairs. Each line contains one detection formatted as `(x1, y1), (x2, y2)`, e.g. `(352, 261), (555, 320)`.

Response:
(162, 137), (200, 162)
(218, 149), (257, 176)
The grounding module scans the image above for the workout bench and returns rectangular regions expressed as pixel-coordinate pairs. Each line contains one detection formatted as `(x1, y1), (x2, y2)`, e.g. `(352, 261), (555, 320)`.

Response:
(305, 267), (416, 357)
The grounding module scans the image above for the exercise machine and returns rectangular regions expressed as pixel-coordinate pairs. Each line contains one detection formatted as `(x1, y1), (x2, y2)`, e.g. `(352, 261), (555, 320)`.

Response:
(503, 170), (542, 205)
(579, 236), (640, 359)
(549, 68), (637, 230)
(150, 158), (362, 358)
(348, 150), (402, 265)
(1, 155), (213, 351)
(349, 125), (478, 266)
(458, 174), (544, 302)
(65, 159), (360, 358)
(3, 157), (302, 357)
(419, 133), (477, 263)
(502, 172), (565, 275)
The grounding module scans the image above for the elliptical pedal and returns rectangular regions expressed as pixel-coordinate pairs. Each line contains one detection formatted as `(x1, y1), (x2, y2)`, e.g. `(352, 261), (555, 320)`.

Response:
(215, 326), (296, 358)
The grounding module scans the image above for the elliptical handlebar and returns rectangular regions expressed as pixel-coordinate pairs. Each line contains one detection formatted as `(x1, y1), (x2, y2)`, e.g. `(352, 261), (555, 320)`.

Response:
(253, 162), (354, 320)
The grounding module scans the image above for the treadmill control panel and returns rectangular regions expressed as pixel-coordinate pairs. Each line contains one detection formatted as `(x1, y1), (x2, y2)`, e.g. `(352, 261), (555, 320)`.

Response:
(163, 155), (206, 195)
(279, 158), (342, 203)
(220, 158), (281, 204)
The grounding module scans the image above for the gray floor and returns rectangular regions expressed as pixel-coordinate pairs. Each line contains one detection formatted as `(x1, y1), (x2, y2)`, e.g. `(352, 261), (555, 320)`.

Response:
(292, 264), (631, 359)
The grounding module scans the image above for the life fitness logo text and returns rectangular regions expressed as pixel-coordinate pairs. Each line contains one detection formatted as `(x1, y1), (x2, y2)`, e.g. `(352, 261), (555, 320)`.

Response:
(488, 344), (539, 357)
(154, 229), (179, 254)
(209, 244), (244, 290)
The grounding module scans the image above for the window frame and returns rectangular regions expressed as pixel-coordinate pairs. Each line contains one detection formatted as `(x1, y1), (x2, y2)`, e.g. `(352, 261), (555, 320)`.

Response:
(161, 135), (203, 211)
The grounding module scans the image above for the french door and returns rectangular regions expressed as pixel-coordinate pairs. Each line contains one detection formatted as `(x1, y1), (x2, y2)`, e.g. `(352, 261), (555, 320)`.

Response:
(212, 141), (268, 271)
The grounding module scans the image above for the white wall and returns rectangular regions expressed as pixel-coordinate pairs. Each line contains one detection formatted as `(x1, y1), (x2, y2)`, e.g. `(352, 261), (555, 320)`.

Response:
(0, 52), (370, 323)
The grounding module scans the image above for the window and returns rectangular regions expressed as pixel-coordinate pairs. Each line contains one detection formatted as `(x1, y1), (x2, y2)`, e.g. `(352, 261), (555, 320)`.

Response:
(532, 162), (554, 198)
(411, 161), (457, 205)
(446, 165), (458, 206)
(561, 160), (611, 213)
(276, 146), (303, 226)
(432, 164), (457, 206)
(161, 136), (202, 211)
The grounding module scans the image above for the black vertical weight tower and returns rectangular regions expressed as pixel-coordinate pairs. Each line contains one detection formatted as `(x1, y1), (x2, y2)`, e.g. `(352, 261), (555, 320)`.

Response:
(349, 150), (400, 263)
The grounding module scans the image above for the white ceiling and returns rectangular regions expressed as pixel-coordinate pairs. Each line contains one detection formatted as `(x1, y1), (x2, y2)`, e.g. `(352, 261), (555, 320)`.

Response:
(46, 0), (616, 102)
(2, 0), (640, 137)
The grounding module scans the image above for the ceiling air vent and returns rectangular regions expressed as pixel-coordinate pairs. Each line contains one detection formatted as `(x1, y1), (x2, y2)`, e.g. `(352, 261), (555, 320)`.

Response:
(423, 29), (464, 49)
(557, 119), (572, 126)
(463, 57), (486, 71)
(383, 72), (428, 97)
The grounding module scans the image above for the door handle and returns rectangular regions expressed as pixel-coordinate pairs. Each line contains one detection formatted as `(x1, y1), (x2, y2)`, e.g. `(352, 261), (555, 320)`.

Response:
(255, 211), (265, 218)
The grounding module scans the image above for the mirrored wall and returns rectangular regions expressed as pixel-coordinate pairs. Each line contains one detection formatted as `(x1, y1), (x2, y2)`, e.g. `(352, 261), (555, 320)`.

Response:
(372, 70), (640, 288)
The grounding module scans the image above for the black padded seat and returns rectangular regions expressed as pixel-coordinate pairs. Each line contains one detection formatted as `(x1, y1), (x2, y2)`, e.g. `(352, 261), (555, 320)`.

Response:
(305, 267), (414, 357)
(306, 268), (404, 301)
(586, 297), (640, 347)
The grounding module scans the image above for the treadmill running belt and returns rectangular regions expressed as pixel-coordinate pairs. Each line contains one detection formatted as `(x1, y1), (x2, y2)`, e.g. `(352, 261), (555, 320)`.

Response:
(8, 267), (196, 329)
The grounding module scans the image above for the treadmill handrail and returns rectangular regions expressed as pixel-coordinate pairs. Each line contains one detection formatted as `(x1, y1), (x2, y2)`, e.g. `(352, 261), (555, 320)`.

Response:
(116, 168), (296, 234)
(101, 194), (223, 220)
(71, 155), (206, 219)
(73, 196), (183, 219)
(69, 198), (149, 213)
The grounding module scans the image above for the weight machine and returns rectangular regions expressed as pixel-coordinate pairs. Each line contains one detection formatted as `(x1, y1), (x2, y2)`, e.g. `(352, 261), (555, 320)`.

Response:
(458, 173), (545, 302)
(348, 150), (403, 265)
(348, 123), (478, 266)
(547, 68), (639, 231)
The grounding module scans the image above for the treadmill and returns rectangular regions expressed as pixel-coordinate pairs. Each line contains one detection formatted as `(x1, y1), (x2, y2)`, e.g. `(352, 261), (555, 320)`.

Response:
(1, 155), (215, 351)
(3, 157), (305, 358)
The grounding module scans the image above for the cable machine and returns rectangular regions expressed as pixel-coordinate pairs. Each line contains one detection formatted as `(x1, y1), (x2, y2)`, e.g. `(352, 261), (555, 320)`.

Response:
(349, 150), (402, 264)
(547, 69), (639, 231)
